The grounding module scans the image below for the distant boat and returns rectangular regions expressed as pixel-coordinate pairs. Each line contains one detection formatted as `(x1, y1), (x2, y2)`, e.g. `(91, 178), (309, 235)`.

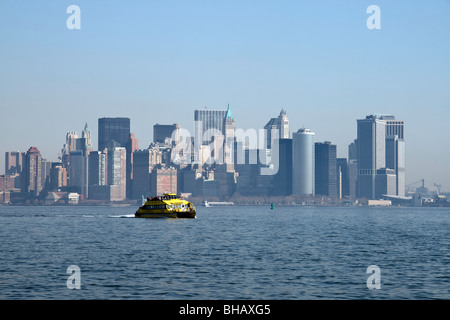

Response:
(203, 200), (234, 207)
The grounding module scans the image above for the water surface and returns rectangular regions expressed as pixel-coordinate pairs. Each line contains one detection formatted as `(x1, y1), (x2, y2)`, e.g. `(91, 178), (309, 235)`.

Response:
(0, 205), (448, 299)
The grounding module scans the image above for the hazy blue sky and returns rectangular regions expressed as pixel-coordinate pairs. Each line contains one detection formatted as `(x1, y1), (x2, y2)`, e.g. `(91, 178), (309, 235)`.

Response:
(1, 1), (449, 190)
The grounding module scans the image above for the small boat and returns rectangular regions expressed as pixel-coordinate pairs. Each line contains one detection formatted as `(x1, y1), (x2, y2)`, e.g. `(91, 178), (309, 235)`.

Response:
(203, 200), (234, 207)
(135, 193), (196, 218)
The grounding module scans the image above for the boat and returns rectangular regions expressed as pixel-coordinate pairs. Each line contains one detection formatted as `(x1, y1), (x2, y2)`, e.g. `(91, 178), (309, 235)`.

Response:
(135, 193), (196, 218)
(203, 200), (234, 207)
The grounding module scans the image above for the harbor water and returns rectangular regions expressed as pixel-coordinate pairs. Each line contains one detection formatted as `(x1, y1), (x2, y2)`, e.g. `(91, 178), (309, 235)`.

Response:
(0, 205), (449, 299)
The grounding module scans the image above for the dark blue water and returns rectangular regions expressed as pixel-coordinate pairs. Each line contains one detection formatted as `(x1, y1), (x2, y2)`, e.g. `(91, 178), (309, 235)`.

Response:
(0, 205), (449, 299)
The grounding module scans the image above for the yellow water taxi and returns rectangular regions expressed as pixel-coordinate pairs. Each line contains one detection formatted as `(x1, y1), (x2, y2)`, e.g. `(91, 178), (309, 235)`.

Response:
(135, 193), (196, 218)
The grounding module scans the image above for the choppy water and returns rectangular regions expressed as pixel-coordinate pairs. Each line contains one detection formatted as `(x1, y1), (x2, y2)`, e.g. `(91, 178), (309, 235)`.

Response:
(0, 205), (449, 299)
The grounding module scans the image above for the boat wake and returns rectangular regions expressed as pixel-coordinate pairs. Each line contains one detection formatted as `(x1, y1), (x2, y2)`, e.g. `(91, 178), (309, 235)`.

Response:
(109, 214), (135, 218)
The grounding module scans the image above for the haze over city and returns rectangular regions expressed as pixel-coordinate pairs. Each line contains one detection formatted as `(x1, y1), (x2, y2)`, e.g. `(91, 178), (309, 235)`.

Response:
(1, 1), (449, 190)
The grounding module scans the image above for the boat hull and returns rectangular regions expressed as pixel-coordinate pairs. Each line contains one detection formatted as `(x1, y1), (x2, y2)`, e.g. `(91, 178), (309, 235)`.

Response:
(134, 211), (196, 219)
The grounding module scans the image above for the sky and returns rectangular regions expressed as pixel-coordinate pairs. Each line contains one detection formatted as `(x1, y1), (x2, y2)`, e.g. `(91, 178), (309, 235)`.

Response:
(1, 0), (449, 191)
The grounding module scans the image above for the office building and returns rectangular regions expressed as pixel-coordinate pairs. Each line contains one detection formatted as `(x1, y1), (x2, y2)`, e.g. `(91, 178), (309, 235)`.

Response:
(5, 151), (25, 175)
(150, 167), (177, 196)
(356, 114), (405, 199)
(88, 150), (108, 188)
(264, 109), (290, 149)
(22, 147), (43, 197)
(315, 141), (337, 197)
(385, 118), (405, 197)
(153, 124), (180, 144)
(131, 148), (162, 199)
(68, 150), (88, 197)
(375, 168), (397, 199)
(50, 163), (67, 190)
(78, 123), (93, 156)
(108, 147), (127, 201)
(348, 140), (358, 198)
(336, 158), (349, 198)
(272, 139), (292, 196)
(98, 117), (131, 151)
(357, 115), (387, 199)
(292, 128), (315, 195)
(194, 108), (227, 145)
(126, 133), (139, 199)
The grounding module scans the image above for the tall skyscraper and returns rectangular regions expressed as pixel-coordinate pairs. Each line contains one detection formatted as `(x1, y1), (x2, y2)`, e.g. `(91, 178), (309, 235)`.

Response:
(264, 109), (290, 149)
(292, 128), (315, 196)
(272, 138), (292, 196)
(356, 114), (405, 199)
(357, 115), (386, 199)
(78, 123), (93, 156)
(131, 149), (159, 199)
(5, 151), (25, 175)
(68, 150), (88, 197)
(224, 104), (236, 169)
(22, 147), (43, 197)
(336, 158), (349, 198)
(88, 150), (108, 188)
(126, 133), (139, 199)
(153, 124), (180, 144)
(50, 163), (67, 190)
(385, 118), (405, 197)
(194, 108), (227, 145)
(314, 141), (337, 197)
(98, 117), (131, 151)
(348, 139), (358, 199)
(108, 147), (127, 201)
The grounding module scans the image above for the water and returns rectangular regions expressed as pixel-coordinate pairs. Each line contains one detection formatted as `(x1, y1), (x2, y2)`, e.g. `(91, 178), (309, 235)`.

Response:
(0, 205), (449, 300)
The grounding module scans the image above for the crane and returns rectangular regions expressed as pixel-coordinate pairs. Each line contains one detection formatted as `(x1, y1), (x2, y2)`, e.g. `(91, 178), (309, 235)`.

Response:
(434, 183), (442, 195)
(406, 179), (424, 190)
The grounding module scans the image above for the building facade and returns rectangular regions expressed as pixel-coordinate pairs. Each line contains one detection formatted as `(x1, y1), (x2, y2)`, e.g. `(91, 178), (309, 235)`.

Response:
(98, 117), (131, 151)
(357, 114), (405, 199)
(314, 141), (337, 197)
(292, 129), (315, 196)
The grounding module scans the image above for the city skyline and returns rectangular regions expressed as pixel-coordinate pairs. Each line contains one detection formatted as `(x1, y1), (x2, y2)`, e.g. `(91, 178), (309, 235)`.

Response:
(1, 1), (449, 190)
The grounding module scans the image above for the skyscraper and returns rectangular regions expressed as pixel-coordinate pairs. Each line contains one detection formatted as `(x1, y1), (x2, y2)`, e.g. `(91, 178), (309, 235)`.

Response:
(131, 149), (161, 199)
(385, 118), (405, 197)
(292, 128), (315, 196)
(272, 138), (292, 196)
(348, 139), (358, 199)
(5, 151), (25, 176)
(264, 109), (290, 149)
(224, 104), (236, 169)
(357, 115), (386, 199)
(194, 108), (227, 145)
(22, 147), (43, 197)
(98, 117), (131, 151)
(68, 150), (88, 197)
(126, 133), (139, 199)
(153, 124), (180, 144)
(88, 150), (108, 187)
(314, 141), (337, 197)
(336, 158), (349, 198)
(108, 147), (127, 201)
(356, 114), (405, 199)
(78, 123), (93, 156)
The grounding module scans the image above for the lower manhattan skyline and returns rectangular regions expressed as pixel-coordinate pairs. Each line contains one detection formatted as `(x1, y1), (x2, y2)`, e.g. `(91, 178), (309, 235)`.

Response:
(2, 0), (450, 306)
(1, 0), (450, 191)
